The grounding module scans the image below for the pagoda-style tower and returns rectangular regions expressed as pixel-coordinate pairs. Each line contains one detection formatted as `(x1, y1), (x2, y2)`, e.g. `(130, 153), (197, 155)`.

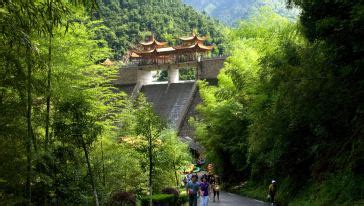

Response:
(131, 35), (175, 65)
(129, 33), (214, 65)
(174, 32), (214, 62)
(179, 32), (208, 46)
(140, 35), (168, 50)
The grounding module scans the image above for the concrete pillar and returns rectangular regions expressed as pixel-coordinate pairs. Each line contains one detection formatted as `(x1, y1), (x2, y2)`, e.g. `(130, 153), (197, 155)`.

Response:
(168, 66), (179, 83)
(196, 62), (202, 80)
(137, 69), (152, 85)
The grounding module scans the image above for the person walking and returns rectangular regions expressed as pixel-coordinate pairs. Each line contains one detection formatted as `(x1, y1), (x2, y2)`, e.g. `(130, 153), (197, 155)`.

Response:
(207, 173), (214, 198)
(186, 175), (199, 206)
(211, 175), (220, 202)
(268, 180), (277, 205)
(199, 176), (209, 206)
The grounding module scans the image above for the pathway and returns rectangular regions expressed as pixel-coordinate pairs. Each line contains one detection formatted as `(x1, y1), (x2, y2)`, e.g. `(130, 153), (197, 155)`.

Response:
(199, 191), (268, 206)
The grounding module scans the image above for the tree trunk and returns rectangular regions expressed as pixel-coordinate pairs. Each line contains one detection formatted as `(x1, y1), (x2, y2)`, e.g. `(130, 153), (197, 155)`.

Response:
(101, 139), (106, 187)
(45, 33), (52, 151)
(26, 47), (33, 205)
(45, 0), (53, 152)
(81, 136), (99, 206)
(173, 160), (179, 188)
(148, 135), (153, 206)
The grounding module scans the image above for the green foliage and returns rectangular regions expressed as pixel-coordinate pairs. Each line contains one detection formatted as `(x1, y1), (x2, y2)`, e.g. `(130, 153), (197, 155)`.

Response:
(156, 68), (196, 82)
(54, 95), (101, 146)
(157, 129), (191, 189)
(133, 95), (166, 141)
(3, 0), (361, 205)
(141, 193), (188, 206)
(93, 141), (147, 196)
(179, 68), (196, 80)
(141, 194), (176, 206)
(193, 5), (363, 205)
(183, 0), (299, 26)
(289, 172), (364, 206)
(193, 8), (293, 182)
(94, 0), (227, 58)
(0, 0), (193, 205)
(1, 1), (122, 204)
(230, 181), (267, 202)
(129, 97), (191, 194)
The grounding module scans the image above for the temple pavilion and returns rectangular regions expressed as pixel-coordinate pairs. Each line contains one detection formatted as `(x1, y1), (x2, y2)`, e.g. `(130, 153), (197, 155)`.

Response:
(130, 33), (214, 65)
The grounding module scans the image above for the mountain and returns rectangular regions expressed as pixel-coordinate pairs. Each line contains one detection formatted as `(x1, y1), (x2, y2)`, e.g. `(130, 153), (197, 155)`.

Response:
(94, 0), (226, 59)
(182, 0), (299, 26)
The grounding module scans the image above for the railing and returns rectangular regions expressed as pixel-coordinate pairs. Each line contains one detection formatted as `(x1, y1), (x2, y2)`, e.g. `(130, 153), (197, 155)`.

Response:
(123, 55), (228, 67)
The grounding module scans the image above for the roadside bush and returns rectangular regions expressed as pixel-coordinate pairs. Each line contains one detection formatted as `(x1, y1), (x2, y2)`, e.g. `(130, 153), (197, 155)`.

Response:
(141, 193), (188, 206)
(108, 191), (136, 206)
(161, 187), (179, 196)
(141, 194), (175, 206)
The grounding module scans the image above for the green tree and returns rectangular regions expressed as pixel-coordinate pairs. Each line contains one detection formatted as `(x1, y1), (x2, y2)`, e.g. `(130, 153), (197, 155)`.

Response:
(0, 2), (125, 204)
(159, 129), (191, 188)
(54, 95), (102, 205)
(133, 95), (166, 205)
(193, 8), (293, 181)
(193, 4), (363, 205)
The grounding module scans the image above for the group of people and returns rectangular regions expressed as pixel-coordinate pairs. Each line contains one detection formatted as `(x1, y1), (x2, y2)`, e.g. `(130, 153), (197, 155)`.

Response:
(184, 173), (220, 206)
(183, 168), (278, 206)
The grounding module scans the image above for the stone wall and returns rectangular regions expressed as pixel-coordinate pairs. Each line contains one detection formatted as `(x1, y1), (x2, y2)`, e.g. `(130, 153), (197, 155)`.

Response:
(198, 57), (226, 80)
(114, 66), (138, 85)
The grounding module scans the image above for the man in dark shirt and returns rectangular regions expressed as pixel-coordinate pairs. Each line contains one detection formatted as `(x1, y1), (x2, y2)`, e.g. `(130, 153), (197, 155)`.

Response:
(186, 175), (199, 206)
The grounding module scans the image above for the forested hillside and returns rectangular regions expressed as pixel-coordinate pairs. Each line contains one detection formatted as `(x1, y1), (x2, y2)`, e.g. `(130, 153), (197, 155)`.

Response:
(192, 2), (363, 205)
(94, 0), (227, 59)
(182, 0), (299, 25)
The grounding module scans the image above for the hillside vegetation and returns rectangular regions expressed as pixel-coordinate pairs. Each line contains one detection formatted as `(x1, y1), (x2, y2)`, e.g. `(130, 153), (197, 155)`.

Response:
(94, 0), (227, 59)
(182, 0), (299, 26)
(193, 2), (363, 205)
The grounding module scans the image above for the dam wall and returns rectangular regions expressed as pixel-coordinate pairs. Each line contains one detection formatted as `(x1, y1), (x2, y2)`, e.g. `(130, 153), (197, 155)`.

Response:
(114, 57), (227, 147)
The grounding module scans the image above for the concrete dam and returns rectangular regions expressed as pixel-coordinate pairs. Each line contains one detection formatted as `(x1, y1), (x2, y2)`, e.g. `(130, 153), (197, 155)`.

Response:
(114, 57), (226, 148)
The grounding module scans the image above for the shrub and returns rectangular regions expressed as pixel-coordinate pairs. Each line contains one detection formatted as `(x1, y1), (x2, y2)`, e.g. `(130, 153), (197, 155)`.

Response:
(141, 192), (189, 206)
(108, 191), (136, 206)
(141, 194), (176, 206)
(161, 187), (179, 197)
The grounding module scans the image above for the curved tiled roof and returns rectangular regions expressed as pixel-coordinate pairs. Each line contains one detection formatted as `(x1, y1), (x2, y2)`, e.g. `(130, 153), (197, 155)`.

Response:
(179, 34), (208, 41)
(140, 36), (168, 46)
(131, 34), (213, 59)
